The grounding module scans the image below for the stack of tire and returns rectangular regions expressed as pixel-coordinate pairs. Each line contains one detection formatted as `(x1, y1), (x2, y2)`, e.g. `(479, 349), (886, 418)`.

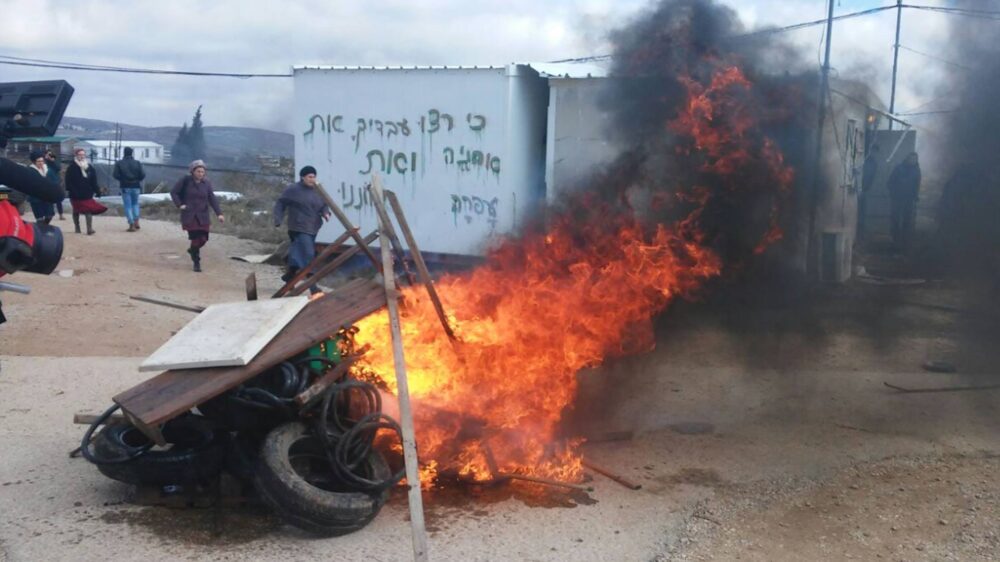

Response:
(82, 358), (397, 536)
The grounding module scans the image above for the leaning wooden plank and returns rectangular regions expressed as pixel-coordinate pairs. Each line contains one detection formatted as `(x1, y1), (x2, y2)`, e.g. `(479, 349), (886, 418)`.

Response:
(272, 229), (354, 298)
(368, 176), (417, 286)
(378, 217), (429, 562)
(130, 294), (205, 313)
(138, 297), (311, 372)
(114, 279), (388, 432)
(317, 182), (382, 271)
(384, 189), (457, 341)
(287, 230), (380, 297)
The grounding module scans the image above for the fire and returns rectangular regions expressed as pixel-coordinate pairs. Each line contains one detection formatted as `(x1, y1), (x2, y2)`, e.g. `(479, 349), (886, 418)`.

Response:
(353, 63), (793, 486)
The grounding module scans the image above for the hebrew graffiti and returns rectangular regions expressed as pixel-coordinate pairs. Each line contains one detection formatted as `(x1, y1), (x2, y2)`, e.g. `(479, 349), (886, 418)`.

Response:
(451, 194), (499, 231)
(442, 146), (501, 175)
(338, 181), (373, 211)
(358, 149), (418, 176)
(466, 113), (486, 131)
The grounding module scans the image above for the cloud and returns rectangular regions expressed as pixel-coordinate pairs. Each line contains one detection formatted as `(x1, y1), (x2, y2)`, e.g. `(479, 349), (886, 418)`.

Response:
(0, 0), (962, 135)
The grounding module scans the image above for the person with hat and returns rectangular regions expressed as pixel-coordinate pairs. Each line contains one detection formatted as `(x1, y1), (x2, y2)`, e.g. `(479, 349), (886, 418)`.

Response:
(112, 146), (146, 231)
(170, 160), (224, 272)
(273, 165), (330, 290)
(65, 148), (108, 235)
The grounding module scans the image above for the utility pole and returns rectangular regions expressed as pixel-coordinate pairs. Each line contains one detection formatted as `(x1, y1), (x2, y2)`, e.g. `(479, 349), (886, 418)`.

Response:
(806, 0), (836, 281)
(888, 0), (902, 130)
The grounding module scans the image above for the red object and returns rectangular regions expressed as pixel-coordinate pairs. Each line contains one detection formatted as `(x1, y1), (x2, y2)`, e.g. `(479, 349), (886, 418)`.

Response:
(0, 200), (34, 277)
(0, 199), (63, 277)
(70, 198), (108, 215)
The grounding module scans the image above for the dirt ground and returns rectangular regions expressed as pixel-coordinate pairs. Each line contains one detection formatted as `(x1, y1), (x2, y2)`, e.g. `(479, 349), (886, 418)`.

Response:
(1, 215), (999, 561)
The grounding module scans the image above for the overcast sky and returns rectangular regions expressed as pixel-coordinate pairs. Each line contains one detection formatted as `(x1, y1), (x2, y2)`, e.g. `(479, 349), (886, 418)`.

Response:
(0, 0), (981, 133)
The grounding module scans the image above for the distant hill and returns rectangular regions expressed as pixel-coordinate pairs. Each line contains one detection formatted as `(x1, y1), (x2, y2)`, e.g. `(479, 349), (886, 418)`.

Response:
(58, 116), (293, 169)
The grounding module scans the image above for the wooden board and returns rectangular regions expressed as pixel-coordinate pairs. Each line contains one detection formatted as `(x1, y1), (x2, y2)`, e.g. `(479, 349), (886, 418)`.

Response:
(115, 278), (387, 431)
(138, 296), (310, 372)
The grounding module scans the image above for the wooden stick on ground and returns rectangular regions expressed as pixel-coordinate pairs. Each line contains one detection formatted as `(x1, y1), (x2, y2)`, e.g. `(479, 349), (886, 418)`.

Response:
(272, 229), (354, 298)
(376, 189), (429, 562)
(129, 294), (205, 313)
(582, 459), (642, 490)
(316, 183), (382, 271)
(883, 381), (1000, 394)
(500, 473), (594, 492)
(245, 273), (258, 301)
(384, 189), (457, 342)
(367, 178), (417, 286)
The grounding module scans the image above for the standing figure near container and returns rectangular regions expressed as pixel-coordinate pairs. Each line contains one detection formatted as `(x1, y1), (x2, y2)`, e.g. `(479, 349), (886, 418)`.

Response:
(887, 151), (922, 252)
(65, 148), (107, 235)
(27, 151), (56, 225)
(113, 146), (146, 232)
(43, 150), (65, 221)
(170, 160), (224, 272)
(273, 165), (330, 291)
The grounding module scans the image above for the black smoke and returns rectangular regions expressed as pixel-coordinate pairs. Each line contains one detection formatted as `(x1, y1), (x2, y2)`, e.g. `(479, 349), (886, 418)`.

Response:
(929, 15), (1000, 286)
(595, 0), (818, 285)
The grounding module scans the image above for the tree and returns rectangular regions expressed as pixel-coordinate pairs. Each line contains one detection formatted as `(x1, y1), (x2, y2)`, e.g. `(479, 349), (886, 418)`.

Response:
(170, 122), (191, 165)
(188, 105), (206, 160)
(169, 106), (207, 165)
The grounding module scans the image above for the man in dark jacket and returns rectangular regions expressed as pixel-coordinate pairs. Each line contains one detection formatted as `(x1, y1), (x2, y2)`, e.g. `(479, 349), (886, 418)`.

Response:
(858, 144), (880, 240)
(113, 147), (146, 231)
(886, 151), (921, 251)
(274, 165), (330, 288)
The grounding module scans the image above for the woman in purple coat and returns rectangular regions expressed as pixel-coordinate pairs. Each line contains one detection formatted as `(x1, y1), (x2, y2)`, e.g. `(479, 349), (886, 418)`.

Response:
(170, 160), (225, 272)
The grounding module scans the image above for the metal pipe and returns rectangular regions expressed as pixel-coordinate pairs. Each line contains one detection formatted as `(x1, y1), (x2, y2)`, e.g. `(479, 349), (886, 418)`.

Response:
(0, 280), (30, 294)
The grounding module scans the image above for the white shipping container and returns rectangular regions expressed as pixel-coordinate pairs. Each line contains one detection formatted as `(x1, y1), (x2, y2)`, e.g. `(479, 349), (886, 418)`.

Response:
(293, 65), (549, 256)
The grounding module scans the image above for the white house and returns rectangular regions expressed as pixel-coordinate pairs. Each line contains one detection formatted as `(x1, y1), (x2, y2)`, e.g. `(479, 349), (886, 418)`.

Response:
(77, 140), (166, 164)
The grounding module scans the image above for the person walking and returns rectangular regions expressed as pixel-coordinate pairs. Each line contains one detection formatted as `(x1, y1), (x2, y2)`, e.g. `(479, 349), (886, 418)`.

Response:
(886, 151), (922, 252)
(273, 165), (330, 291)
(43, 150), (65, 221)
(113, 146), (146, 231)
(26, 151), (56, 225)
(65, 148), (108, 235)
(170, 160), (224, 272)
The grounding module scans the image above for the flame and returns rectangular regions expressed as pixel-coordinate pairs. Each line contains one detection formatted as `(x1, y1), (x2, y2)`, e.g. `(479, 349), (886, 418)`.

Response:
(353, 64), (792, 485)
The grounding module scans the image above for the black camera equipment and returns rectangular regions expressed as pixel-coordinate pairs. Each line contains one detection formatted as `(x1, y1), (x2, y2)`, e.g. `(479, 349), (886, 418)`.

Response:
(0, 80), (74, 324)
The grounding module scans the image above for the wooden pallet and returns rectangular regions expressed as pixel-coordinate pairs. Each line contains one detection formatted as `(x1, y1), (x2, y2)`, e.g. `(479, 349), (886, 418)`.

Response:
(114, 278), (386, 443)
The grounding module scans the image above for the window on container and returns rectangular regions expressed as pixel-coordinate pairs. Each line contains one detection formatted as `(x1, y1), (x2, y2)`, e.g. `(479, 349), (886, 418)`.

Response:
(144, 148), (149, 158)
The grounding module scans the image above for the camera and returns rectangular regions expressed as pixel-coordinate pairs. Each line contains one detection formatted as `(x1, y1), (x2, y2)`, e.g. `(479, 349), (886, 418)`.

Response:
(0, 80), (74, 323)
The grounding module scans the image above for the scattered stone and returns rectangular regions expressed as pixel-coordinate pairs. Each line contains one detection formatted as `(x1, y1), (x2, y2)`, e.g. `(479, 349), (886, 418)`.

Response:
(939, 519), (948, 525)
(57, 269), (74, 278)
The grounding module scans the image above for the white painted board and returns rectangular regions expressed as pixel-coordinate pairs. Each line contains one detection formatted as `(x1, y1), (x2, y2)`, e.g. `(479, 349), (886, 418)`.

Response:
(292, 65), (550, 256)
(139, 296), (310, 372)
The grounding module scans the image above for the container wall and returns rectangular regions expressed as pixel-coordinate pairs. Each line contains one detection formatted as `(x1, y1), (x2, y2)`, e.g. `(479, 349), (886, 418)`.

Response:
(293, 66), (547, 256)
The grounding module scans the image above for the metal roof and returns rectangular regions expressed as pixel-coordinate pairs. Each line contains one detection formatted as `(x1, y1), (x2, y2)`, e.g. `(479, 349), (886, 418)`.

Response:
(8, 136), (78, 142)
(293, 61), (610, 79)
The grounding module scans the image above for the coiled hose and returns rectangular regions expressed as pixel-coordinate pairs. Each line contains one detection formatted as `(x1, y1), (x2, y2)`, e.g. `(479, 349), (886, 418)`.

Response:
(79, 404), (152, 465)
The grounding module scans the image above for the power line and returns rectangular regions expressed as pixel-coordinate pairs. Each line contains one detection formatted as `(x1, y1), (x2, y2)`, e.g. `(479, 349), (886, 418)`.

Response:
(0, 54), (290, 78)
(897, 45), (974, 71)
(903, 4), (1000, 20)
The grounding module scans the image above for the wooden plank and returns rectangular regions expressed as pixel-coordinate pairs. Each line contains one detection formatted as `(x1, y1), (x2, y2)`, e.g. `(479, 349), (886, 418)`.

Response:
(272, 229), (354, 298)
(114, 279), (387, 430)
(368, 176), (417, 286)
(378, 216), (429, 561)
(287, 230), (380, 297)
(384, 189), (457, 341)
(317, 183), (382, 271)
(245, 273), (258, 301)
(138, 297), (310, 372)
(130, 294), (205, 313)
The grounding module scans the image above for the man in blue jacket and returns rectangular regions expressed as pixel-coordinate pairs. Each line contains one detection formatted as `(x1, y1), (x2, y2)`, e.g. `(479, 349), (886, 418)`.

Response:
(274, 165), (330, 290)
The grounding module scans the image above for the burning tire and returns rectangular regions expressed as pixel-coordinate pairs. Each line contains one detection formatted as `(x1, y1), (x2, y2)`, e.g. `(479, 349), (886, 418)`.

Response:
(91, 414), (225, 486)
(254, 422), (389, 536)
(197, 362), (304, 432)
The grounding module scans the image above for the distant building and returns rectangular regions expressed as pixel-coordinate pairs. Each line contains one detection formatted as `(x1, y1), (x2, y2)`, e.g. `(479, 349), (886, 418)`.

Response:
(77, 140), (166, 164)
(4, 136), (81, 162)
